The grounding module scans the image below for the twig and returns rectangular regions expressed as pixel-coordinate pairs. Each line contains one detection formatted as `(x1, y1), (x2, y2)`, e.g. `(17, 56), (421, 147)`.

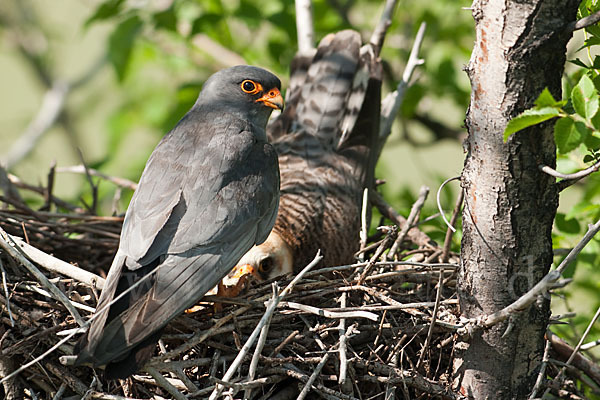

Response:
(437, 176), (461, 233)
(544, 305), (600, 397)
(0, 165), (23, 204)
(388, 185), (429, 259)
(144, 366), (187, 400)
(0, 226), (85, 326)
(338, 292), (352, 393)
(9, 235), (105, 289)
(356, 230), (395, 284)
(245, 283), (278, 400)
(441, 189), (464, 262)
(475, 218), (600, 329)
(379, 22), (426, 143)
(359, 188), (369, 262)
(354, 359), (456, 399)
(297, 352), (331, 400)
(528, 338), (551, 399)
(566, 9), (600, 32)
(7, 172), (84, 212)
(269, 330), (300, 357)
(209, 252), (323, 400)
(41, 160), (56, 211)
(416, 268), (444, 369)
(547, 329), (600, 387)
(56, 165), (138, 190)
(540, 162), (600, 181)
(281, 301), (379, 321)
(295, 0), (315, 54)
(0, 259), (15, 327)
(263, 366), (358, 400)
(306, 260), (456, 277)
(369, 0), (399, 56)
(76, 149), (98, 215)
(369, 190), (435, 248)
(541, 161), (600, 192)
(581, 339), (600, 351)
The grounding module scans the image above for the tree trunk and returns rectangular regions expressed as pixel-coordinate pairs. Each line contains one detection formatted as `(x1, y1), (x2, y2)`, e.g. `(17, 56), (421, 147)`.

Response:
(455, 1), (578, 398)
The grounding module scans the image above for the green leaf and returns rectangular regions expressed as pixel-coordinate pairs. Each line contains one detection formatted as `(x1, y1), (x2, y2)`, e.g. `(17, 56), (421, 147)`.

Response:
(578, 36), (600, 51)
(555, 117), (589, 154)
(569, 58), (590, 69)
(584, 131), (600, 149)
(153, 7), (178, 32)
(555, 213), (581, 234)
(108, 15), (142, 82)
(572, 74), (599, 119)
(503, 107), (560, 141)
(534, 87), (566, 108)
(85, 0), (125, 26)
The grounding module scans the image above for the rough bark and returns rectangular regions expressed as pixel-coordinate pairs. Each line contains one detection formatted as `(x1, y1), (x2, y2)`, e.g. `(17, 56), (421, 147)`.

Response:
(455, 1), (578, 399)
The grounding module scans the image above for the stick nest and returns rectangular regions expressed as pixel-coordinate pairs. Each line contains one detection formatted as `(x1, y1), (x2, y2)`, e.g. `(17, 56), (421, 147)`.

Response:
(0, 173), (469, 400)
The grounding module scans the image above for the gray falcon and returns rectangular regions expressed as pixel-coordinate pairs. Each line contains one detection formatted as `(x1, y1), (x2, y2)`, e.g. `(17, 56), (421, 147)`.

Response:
(75, 65), (283, 379)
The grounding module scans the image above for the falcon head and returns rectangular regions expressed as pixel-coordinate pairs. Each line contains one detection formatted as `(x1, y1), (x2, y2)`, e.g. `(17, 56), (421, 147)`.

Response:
(224, 231), (293, 289)
(198, 65), (284, 126)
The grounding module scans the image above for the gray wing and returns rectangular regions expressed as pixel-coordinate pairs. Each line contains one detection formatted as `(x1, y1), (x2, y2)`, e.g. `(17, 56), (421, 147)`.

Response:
(79, 113), (279, 364)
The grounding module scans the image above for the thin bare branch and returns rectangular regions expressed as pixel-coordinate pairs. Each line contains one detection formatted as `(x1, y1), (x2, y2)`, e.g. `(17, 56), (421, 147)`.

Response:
(369, 0), (399, 56)
(416, 267), (444, 369)
(388, 185), (429, 259)
(370, 190), (435, 248)
(10, 235), (105, 289)
(543, 306), (600, 397)
(476, 218), (600, 329)
(379, 22), (426, 142)
(56, 165), (138, 190)
(295, 0), (315, 53)
(0, 226), (85, 326)
(441, 188), (463, 262)
(566, 10), (600, 32)
(281, 301), (379, 321)
(437, 176), (461, 233)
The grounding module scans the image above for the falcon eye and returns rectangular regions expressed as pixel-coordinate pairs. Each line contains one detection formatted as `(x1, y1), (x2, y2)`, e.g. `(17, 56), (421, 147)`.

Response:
(241, 80), (258, 94)
(258, 256), (274, 274)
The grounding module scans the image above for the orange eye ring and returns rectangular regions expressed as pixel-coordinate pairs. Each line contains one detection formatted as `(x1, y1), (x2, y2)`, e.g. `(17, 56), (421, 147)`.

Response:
(241, 80), (261, 95)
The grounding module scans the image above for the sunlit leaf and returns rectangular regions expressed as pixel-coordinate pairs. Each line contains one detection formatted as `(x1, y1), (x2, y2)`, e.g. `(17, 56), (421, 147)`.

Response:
(503, 107), (560, 141)
(555, 117), (588, 154)
(572, 74), (599, 119)
(534, 87), (566, 108)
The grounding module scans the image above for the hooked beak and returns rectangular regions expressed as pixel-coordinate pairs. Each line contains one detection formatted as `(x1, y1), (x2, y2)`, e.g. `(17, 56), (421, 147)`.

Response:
(256, 88), (284, 110)
(231, 264), (256, 279)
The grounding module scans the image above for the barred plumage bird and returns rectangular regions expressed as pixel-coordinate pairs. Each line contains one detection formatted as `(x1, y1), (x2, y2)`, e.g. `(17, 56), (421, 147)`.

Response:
(232, 30), (382, 281)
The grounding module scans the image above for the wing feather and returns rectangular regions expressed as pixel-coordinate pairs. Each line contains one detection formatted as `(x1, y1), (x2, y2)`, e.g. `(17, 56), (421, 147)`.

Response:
(77, 110), (279, 365)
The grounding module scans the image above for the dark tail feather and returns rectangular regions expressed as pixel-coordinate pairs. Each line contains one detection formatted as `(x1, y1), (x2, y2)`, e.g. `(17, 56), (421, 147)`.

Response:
(103, 328), (163, 380)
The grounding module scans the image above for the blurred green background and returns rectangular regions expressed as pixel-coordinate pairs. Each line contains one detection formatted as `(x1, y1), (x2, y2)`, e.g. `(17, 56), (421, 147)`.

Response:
(1, 0), (598, 367)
